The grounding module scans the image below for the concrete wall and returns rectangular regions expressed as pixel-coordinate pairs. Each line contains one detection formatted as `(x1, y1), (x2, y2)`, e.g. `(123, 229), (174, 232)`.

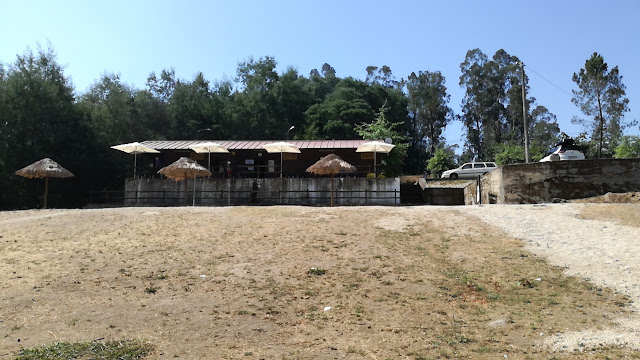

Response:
(421, 188), (465, 205)
(480, 158), (640, 204)
(125, 177), (400, 206)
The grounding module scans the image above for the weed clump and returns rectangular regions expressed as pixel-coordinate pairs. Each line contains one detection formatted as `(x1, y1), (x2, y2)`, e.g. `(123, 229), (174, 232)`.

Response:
(307, 267), (327, 276)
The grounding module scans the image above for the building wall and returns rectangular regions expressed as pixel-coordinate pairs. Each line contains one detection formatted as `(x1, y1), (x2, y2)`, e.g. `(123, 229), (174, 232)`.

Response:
(157, 148), (385, 178)
(480, 159), (640, 204)
(125, 177), (401, 206)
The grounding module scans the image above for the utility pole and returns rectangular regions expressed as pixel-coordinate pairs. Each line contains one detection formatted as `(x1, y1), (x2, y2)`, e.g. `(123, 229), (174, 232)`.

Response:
(520, 62), (530, 163)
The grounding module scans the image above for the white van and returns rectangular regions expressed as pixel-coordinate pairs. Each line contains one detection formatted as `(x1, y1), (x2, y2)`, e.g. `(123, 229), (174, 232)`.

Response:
(441, 162), (497, 179)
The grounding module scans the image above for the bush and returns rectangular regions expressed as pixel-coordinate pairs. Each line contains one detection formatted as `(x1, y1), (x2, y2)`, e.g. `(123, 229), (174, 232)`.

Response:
(427, 148), (456, 178)
(493, 144), (525, 166)
(614, 136), (640, 158)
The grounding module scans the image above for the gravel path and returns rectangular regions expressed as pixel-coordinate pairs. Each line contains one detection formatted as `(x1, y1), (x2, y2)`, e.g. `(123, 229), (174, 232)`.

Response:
(461, 203), (640, 352)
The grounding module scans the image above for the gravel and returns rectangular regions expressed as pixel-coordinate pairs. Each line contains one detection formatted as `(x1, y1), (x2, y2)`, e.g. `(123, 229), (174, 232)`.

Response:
(461, 203), (640, 352)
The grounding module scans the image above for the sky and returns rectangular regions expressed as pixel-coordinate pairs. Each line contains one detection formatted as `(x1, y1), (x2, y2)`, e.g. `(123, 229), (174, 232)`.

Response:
(1, 0), (639, 146)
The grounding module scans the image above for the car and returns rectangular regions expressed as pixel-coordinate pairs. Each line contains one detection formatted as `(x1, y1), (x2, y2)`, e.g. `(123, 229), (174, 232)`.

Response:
(539, 138), (585, 162)
(441, 162), (497, 179)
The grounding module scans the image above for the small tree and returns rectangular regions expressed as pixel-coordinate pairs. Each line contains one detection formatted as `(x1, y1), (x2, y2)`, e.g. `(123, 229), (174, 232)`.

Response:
(571, 52), (633, 158)
(427, 147), (456, 178)
(614, 135), (640, 158)
(355, 104), (408, 177)
(493, 143), (525, 166)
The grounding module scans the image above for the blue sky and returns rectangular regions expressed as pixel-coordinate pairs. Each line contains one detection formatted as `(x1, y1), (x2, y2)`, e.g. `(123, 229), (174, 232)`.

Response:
(1, 0), (639, 145)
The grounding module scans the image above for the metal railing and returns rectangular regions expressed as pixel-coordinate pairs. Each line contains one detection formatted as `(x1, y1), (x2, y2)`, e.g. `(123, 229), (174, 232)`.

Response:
(88, 188), (399, 207)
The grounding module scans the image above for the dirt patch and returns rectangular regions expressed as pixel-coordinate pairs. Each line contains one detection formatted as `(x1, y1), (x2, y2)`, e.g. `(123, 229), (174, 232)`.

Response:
(571, 192), (640, 204)
(0, 206), (637, 358)
(576, 203), (640, 228)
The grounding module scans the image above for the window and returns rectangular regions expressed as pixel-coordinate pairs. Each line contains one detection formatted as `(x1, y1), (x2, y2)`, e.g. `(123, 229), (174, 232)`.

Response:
(462, 164), (472, 169)
(475, 163), (486, 168)
(486, 163), (496, 167)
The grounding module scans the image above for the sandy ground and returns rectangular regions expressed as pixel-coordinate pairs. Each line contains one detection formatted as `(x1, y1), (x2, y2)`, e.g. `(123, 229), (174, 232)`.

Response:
(462, 203), (640, 351)
(1, 202), (639, 358)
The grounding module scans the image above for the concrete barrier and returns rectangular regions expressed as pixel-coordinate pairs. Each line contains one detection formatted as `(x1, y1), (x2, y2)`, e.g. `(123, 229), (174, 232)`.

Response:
(125, 177), (400, 206)
(480, 158), (640, 204)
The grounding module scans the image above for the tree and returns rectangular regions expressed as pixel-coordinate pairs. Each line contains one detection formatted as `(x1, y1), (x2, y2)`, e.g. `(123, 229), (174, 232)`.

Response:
(146, 68), (177, 102)
(365, 65), (401, 88)
(0, 44), (82, 208)
(426, 147), (456, 178)
(406, 70), (453, 173)
(572, 52), (632, 158)
(167, 72), (217, 139)
(232, 56), (282, 139)
(459, 49), (532, 161)
(493, 143), (525, 166)
(354, 105), (408, 177)
(528, 105), (561, 160)
(78, 73), (138, 145)
(614, 135), (640, 158)
(304, 78), (374, 139)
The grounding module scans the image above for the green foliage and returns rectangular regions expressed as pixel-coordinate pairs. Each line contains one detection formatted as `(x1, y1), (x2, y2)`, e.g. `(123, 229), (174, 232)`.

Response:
(614, 135), (640, 158)
(406, 70), (454, 174)
(5, 43), (638, 209)
(307, 267), (327, 276)
(15, 339), (153, 360)
(572, 52), (633, 158)
(493, 143), (525, 166)
(459, 49), (537, 161)
(427, 148), (456, 178)
(0, 44), (83, 208)
(355, 105), (408, 177)
(529, 105), (561, 150)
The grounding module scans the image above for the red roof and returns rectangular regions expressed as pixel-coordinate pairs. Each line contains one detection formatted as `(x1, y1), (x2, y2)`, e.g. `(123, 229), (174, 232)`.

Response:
(141, 140), (372, 150)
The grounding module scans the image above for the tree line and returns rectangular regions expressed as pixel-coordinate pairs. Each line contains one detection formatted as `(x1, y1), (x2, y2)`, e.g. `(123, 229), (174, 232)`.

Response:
(0, 45), (635, 209)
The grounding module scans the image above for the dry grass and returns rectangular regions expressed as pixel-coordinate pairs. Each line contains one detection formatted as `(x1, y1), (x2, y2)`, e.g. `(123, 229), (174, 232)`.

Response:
(577, 203), (640, 228)
(0, 206), (636, 359)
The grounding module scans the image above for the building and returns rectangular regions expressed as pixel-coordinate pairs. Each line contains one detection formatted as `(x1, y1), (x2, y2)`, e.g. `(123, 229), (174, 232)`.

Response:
(140, 140), (384, 178)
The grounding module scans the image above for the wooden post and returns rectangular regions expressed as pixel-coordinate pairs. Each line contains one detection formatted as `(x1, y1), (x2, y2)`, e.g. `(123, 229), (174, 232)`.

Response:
(330, 174), (334, 207)
(43, 177), (49, 209)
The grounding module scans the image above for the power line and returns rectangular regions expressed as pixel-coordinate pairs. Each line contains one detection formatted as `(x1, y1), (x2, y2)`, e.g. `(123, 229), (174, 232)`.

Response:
(525, 65), (573, 97)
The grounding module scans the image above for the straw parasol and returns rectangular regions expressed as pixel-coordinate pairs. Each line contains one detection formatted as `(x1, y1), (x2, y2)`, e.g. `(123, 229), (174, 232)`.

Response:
(157, 157), (212, 205)
(110, 142), (160, 178)
(356, 140), (395, 178)
(306, 154), (356, 207)
(263, 142), (301, 178)
(15, 158), (75, 209)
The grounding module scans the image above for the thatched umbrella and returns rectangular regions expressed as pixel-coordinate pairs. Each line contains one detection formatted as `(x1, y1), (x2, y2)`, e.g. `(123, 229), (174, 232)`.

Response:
(15, 158), (75, 209)
(157, 157), (212, 205)
(306, 154), (356, 207)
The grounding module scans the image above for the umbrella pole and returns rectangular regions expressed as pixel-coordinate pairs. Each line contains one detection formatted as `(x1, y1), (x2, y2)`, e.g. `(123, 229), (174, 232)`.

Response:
(184, 180), (188, 206)
(134, 153), (137, 178)
(330, 173), (334, 207)
(374, 152), (377, 178)
(280, 152), (283, 178)
(193, 177), (196, 206)
(43, 177), (49, 209)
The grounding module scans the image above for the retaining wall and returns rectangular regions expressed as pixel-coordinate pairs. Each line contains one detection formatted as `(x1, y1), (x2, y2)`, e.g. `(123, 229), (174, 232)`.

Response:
(480, 158), (640, 204)
(125, 177), (400, 206)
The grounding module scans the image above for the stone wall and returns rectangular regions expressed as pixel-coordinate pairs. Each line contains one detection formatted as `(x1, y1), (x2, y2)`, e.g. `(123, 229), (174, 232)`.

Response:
(125, 177), (400, 206)
(480, 158), (640, 204)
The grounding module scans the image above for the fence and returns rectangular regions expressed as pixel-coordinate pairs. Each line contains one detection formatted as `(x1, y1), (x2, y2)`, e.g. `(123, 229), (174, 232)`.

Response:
(89, 188), (399, 207)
